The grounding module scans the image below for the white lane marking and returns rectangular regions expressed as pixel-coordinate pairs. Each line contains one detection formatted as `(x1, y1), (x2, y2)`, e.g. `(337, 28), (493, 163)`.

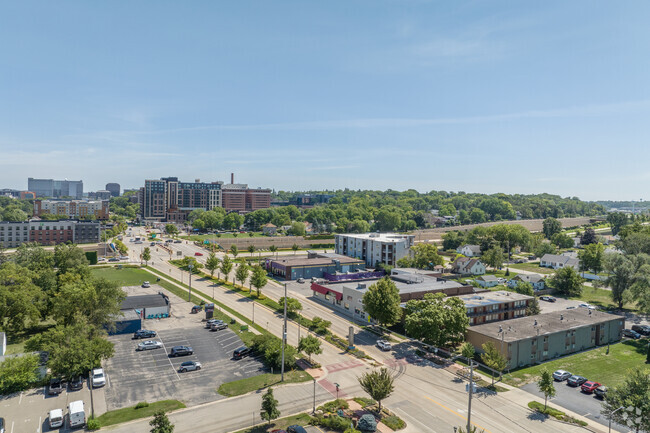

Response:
(157, 338), (181, 380)
(106, 372), (111, 388)
(37, 416), (41, 432)
(11, 421), (14, 433)
(19, 391), (23, 404)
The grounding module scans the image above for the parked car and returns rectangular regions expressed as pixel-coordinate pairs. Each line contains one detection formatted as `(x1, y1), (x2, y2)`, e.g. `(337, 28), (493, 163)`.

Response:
(631, 324), (650, 336)
(540, 296), (557, 302)
(91, 368), (106, 388)
(142, 281), (151, 288)
(48, 378), (65, 395)
(496, 277), (507, 284)
(211, 321), (228, 331)
(174, 240), (182, 243)
(581, 381), (601, 394)
(567, 375), (587, 387)
(376, 339), (391, 351)
(137, 340), (163, 351)
(297, 278), (305, 283)
(108, 257), (120, 262)
(194, 252), (203, 256)
(578, 303), (597, 310)
(233, 346), (252, 359)
(48, 409), (64, 429)
(179, 361), (202, 372)
(287, 426), (308, 433)
(623, 329), (642, 339)
(552, 370), (572, 381)
(0, 417), (4, 433)
(69, 375), (84, 391)
(205, 319), (220, 328)
(133, 329), (156, 339)
(170, 346), (193, 357)
(594, 385), (608, 399)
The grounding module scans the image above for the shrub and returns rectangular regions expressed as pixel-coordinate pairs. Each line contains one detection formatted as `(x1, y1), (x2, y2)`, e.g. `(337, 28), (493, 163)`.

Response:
(134, 401), (149, 409)
(352, 397), (376, 408)
(345, 428), (362, 433)
(382, 415), (406, 430)
(86, 418), (100, 430)
(310, 317), (332, 335)
(314, 415), (352, 430)
(318, 398), (349, 413)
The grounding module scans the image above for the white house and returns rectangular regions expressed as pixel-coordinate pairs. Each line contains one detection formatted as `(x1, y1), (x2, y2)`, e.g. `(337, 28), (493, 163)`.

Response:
(457, 244), (482, 257)
(507, 274), (546, 291)
(453, 257), (486, 275)
(540, 254), (579, 270)
(475, 275), (499, 288)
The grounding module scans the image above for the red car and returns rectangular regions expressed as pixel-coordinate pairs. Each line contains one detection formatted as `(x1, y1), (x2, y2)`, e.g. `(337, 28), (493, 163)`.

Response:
(581, 381), (601, 393)
(194, 252), (203, 256)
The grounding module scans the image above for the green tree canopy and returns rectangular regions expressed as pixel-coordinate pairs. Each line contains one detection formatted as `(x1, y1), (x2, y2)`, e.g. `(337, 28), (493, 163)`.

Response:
(480, 341), (507, 385)
(549, 266), (583, 297)
(358, 368), (395, 413)
(150, 410), (175, 433)
(410, 243), (445, 270)
(362, 277), (402, 328)
(298, 335), (322, 362)
(260, 387), (280, 424)
(542, 217), (562, 239)
(205, 252), (220, 278)
(537, 369), (556, 409)
(250, 265), (268, 297)
(404, 293), (468, 348)
(220, 255), (233, 283)
(235, 261), (249, 287)
(602, 368), (650, 432)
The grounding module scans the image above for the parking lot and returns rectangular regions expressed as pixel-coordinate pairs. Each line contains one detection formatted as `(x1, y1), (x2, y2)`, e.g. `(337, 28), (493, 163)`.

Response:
(522, 379), (629, 431)
(0, 379), (93, 433)
(104, 324), (266, 410)
(538, 296), (583, 313)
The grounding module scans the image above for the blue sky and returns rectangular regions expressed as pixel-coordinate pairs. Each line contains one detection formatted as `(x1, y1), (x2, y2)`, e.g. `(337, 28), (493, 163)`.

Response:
(1, 1), (649, 200)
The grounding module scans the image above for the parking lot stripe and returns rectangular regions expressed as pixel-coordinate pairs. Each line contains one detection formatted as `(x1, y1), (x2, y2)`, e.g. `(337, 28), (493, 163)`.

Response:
(158, 338), (181, 380)
(11, 421), (14, 433)
(18, 391), (22, 405)
(37, 416), (41, 432)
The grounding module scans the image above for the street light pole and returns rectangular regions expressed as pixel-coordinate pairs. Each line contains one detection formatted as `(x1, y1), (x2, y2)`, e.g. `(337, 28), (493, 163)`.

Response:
(281, 283), (288, 382)
(188, 264), (193, 302)
(467, 361), (474, 433)
(609, 406), (625, 433)
(312, 377), (317, 414)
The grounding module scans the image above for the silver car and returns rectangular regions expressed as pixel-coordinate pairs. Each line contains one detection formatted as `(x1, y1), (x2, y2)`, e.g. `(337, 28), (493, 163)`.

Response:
(137, 340), (163, 351)
(179, 361), (201, 372)
(552, 370), (572, 381)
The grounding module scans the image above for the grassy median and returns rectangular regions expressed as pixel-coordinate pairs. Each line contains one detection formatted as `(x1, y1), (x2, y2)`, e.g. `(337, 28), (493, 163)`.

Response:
(92, 400), (185, 427)
(218, 370), (312, 397)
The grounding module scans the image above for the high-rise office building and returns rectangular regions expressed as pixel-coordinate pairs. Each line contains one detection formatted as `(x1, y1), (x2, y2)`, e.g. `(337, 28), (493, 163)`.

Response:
(105, 183), (120, 197)
(28, 178), (83, 199)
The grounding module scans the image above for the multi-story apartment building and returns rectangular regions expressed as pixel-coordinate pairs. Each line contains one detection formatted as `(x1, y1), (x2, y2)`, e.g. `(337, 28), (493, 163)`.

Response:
(0, 220), (101, 248)
(459, 291), (533, 326)
(34, 200), (109, 220)
(467, 309), (624, 369)
(28, 178), (83, 199)
(140, 176), (270, 221)
(335, 233), (415, 267)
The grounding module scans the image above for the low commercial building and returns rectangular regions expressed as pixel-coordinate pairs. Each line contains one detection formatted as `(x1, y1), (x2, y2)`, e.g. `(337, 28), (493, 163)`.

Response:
(268, 252), (365, 281)
(120, 294), (170, 319)
(110, 309), (142, 335)
(466, 309), (624, 369)
(311, 269), (474, 322)
(335, 232), (415, 267)
(459, 291), (532, 326)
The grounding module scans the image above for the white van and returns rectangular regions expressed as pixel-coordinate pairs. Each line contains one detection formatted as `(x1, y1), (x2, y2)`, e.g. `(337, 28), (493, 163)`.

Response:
(49, 408), (64, 428)
(68, 400), (85, 428)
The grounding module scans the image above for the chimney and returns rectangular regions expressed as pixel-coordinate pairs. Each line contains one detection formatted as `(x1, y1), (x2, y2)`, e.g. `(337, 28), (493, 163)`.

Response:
(231, 173), (234, 184)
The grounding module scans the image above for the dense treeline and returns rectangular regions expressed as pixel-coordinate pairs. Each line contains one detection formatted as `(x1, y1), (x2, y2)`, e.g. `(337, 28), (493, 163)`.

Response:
(109, 191), (140, 220)
(0, 244), (125, 393)
(0, 196), (32, 221)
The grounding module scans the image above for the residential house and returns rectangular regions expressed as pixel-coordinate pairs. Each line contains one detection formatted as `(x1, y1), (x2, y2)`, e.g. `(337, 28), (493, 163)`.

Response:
(457, 244), (481, 257)
(261, 223), (277, 235)
(475, 275), (499, 288)
(452, 257), (486, 275)
(507, 274), (546, 291)
(540, 253), (580, 270)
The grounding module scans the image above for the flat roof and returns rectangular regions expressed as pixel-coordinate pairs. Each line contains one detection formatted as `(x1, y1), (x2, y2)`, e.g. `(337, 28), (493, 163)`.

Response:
(336, 233), (414, 242)
(118, 309), (142, 321)
(459, 291), (533, 308)
(121, 294), (168, 310)
(271, 253), (363, 267)
(468, 309), (623, 342)
(318, 275), (464, 296)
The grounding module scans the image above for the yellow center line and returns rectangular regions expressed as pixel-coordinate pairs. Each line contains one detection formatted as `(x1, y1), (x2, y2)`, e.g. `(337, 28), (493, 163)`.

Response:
(423, 395), (494, 433)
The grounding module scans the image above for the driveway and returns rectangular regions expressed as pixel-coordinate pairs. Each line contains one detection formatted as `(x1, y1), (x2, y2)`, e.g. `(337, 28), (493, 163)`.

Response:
(104, 325), (266, 410)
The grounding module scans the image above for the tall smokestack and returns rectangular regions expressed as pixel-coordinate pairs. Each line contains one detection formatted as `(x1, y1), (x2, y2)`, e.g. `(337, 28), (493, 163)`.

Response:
(231, 173), (234, 184)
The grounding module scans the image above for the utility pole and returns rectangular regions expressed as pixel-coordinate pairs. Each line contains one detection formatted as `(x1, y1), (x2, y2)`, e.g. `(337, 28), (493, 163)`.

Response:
(312, 377), (317, 414)
(467, 360), (474, 433)
(188, 264), (193, 302)
(281, 283), (287, 382)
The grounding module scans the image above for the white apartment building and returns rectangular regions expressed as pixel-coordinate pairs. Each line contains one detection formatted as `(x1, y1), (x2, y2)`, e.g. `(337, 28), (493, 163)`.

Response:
(335, 233), (415, 267)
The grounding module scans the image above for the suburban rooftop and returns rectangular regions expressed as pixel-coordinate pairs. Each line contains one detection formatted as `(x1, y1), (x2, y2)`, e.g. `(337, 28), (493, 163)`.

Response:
(458, 290), (533, 308)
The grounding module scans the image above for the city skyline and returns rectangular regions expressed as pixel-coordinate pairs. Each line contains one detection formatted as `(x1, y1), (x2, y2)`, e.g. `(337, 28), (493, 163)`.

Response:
(1, 1), (649, 200)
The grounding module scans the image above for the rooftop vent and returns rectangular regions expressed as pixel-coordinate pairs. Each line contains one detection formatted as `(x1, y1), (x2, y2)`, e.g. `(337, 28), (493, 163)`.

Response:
(534, 320), (538, 326)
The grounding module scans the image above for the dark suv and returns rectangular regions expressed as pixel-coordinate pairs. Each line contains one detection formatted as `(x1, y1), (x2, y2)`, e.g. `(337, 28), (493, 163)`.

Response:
(631, 324), (650, 336)
(233, 346), (252, 360)
(69, 375), (84, 391)
(48, 378), (65, 395)
(133, 329), (157, 339)
(170, 346), (193, 357)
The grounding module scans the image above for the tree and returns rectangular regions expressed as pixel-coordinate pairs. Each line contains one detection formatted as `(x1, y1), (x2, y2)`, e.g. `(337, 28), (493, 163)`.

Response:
(269, 244), (278, 258)
(298, 335), (322, 363)
(578, 243), (605, 275)
(164, 224), (179, 237)
(549, 266), (583, 297)
(442, 231), (465, 251)
(247, 244), (256, 257)
(229, 245), (238, 258)
(288, 221), (306, 236)
(404, 293), (469, 348)
(362, 277), (402, 328)
(0, 262), (44, 333)
(600, 253), (650, 310)
(602, 368), (650, 432)
(278, 297), (302, 314)
(220, 255), (233, 283)
(513, 281), (534, 296)
(551, 232), (574, 249)
(460, 341), (475, 362)
(260, 387), (280, 424)
(150, 410), (175, 433)
(358, 368), (394, 413)
(482, 246), (504, 270)
(607, 212), (630, 236)
(480, 342), (507, 385)
(235, 262), (249, 287)
(469, 208), (487, 224)
(543, 218), (562, 239)
(526, 297), (541, 316)
(250, 265), (267, 297)
(142, 247), (151, 266)
(0, 354), (40, 394)
(534, 242), (557, 259)
(205, 253), (220, 278)
(410, 243), (444, 270)
(292, 244), (299, 255)
(537, 369), (556, 410)
(580, 228), (598, 245)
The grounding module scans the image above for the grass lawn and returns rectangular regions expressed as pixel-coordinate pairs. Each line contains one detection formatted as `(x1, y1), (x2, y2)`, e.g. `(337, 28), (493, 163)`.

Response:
(93, 400), (185, 427)
(567, 285), (637, 312)
(232, 413), (312, 433)
(4, 319), (56, 355)
(218, 370), (313, 397)
(90, 266), (153, 286)
(503, 339), (649, 388)
(487, 269), (519, 278)
(508, 263), (555, 274)
(180, 232), (266, 241)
